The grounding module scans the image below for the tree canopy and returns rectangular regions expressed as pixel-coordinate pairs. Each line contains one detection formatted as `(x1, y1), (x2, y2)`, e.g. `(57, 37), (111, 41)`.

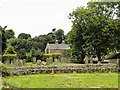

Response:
(67, 1), (120, 63)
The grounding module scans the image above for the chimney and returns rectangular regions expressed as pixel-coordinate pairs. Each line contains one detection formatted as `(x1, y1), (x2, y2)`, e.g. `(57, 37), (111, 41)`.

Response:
(55, 40), (59, 49)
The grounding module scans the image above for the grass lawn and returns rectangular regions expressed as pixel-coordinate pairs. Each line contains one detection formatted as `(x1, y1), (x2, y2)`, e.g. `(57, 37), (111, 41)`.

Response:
(3, 73), (118, 88)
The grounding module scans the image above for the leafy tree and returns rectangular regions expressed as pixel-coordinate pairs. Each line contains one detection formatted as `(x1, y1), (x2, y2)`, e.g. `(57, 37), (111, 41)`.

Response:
(55, 29), (65, 43)
(18, 33), (31, 39)
(5, 29), (15, 40)
(0, 26), (7, 54)
(67, 2), (120, 62)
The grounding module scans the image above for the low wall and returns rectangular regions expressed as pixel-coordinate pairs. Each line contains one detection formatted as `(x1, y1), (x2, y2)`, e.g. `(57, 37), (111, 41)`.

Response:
(6, 64), (118, 76)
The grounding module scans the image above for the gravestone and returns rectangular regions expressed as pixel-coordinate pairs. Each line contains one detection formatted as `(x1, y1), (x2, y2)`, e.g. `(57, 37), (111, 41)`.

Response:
(37, 60), (42, 66)
(4, 59), (10, 66)
(84, 56), (89, 64)
(23, 59), (26, 65)
(66, 58), (70, 63)
(58, 57), (61, 62)
(89, 57), (93, 64)
(18, 59), (23, 66)
(14, 59), (19, 67)
(10, 62), (14, 67)
(63, 57), (68, 63)
(42, 61), (46, 65)
(46, 57), (53, 65)
(33, 57), (36, 64)
(54, 58), (58, 66)
(61, 57), (65, 63)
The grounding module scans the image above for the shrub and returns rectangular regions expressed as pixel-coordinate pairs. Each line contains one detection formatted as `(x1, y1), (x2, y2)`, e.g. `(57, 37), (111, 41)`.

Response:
(52, 53), (62, 59)
(2, 54), (17, 63)
(43, 53), (62, 61)
(0, 61), (9, 77)
(4, 45), (16, 54)
(3, 45), (17, 62)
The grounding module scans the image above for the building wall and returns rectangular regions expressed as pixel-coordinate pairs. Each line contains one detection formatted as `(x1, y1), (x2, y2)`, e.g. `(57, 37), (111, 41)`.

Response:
(46, 49), (67, 56)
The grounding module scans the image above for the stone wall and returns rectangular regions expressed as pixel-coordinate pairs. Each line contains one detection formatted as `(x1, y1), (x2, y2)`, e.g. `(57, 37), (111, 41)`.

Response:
(7, 64), (118, 75)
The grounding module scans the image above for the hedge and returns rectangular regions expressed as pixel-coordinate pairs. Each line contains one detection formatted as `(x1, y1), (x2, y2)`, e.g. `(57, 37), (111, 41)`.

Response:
(43, 53), (62, 60)
(2, 54), (17, 62)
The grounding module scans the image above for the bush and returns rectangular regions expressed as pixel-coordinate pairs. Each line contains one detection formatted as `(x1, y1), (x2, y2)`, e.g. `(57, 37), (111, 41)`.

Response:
(52, 53), (62, 59)
(0, 61), (9, 77)
(43, 53), (62, 61)
(2, 54), (17, 63)
(4, 45), (16, 54)
(3, 45), (17, 63)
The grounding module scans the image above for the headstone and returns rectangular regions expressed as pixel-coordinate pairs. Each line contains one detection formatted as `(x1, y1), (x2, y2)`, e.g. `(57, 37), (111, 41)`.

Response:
(46, 57), (53, 65)
(42, 61), (46, 65)
(54, 58), (58, 66)
(61, 57), (66, 63)
(14, 59), (18, 67)
(18, 59), (23, 66)
(64, 57), (68, 63)
(10, 62), (14, 67)
(4, 60), (10, 66)
(58, 57), (61, 62)
(66, 58), (70, 63)
(33, 57), (36, 64)
(89, 57), (93, 64)
(37, 60), (42, 66)
(23, 59), (26, 65)
(84, 56), (89, 64)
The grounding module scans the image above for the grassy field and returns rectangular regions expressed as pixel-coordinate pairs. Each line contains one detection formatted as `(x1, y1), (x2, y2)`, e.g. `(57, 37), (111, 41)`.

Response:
(3, 73), (118, 88)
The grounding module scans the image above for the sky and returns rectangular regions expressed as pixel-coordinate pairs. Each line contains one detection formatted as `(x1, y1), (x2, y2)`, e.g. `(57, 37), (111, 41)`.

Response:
(0, 0), (91, 37)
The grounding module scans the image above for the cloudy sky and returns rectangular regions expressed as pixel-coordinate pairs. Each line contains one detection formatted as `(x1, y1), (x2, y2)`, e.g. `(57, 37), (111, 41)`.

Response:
(0, 0), (91, 37)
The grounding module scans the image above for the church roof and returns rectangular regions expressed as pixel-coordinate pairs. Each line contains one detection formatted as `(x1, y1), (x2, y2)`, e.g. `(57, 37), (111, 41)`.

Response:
(46, 43), (70, 50)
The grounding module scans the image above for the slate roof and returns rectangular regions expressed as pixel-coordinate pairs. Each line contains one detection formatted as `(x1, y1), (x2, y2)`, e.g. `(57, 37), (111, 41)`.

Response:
(47, 44), (70, 50)
(106, 53), (120, 59)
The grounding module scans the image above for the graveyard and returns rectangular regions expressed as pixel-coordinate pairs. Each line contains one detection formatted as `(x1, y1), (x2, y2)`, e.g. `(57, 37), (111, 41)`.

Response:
(1, 54), (119, 88)
(0, 1), (120, 89)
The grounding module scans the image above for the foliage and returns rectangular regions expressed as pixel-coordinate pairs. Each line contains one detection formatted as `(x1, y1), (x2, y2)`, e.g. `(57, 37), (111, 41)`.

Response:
(5, 28), (66, 60)
(55, 29), (65, 43)
(3, 45), (17, 62)
(26, 62), (37, 66)
(43, 54), (53, 59)
(0, 61), (9, 77)
(5, 29), (15, 40)
(67, 2), (120, 62)
(0, 26), (7, 54)
(52, 53), (62, 59)
(4, 45), (16, 54)
(18, 33), (31, 39)
(26, 48), (44, 61)
(43, 53), (62, 60)
(0, 61), (8, 71)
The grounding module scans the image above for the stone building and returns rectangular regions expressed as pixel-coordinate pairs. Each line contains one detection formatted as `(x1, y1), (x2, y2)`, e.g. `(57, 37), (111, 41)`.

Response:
(45, 40), (70, 56)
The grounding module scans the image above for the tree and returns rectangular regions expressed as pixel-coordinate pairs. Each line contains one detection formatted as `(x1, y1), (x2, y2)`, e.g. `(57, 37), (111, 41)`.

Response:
(67, 2), (120, 62)
(3, 45), (17, 63)
(5, 29), (15, 40)
(0, 26), (7, 54)
(4, 45), (16, 54)
(55, 29), (65, 43)
(18, 33), (31, 39)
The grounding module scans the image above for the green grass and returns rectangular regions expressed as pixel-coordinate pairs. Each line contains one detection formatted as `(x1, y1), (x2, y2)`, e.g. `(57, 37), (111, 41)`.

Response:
(3, 73), (118, 88)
